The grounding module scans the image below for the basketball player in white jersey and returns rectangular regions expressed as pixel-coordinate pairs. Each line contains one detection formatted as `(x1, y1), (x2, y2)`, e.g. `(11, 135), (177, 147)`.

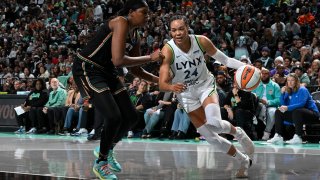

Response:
(159, 15), (255, 178)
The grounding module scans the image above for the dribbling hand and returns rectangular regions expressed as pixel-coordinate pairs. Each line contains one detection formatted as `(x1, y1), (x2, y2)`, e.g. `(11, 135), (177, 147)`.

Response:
(171, 83), (187, 94)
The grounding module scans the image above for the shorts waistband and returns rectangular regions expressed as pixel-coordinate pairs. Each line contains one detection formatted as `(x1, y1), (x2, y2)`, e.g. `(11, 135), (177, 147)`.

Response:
(76, 53), (105, 71)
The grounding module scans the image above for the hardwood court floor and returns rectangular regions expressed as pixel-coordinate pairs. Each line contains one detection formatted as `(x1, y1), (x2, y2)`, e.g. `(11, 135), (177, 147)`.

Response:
(0, 133), (319, 179)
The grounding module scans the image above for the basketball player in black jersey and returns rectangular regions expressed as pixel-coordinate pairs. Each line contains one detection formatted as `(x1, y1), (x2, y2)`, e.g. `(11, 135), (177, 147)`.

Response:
(72, 0), (163, 179)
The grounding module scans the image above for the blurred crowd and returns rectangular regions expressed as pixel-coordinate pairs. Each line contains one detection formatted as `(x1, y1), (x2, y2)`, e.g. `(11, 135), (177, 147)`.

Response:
(1, 0), (320, 141)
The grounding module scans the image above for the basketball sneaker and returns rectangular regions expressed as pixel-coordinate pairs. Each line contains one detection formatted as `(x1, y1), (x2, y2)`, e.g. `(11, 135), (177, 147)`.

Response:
(285, 134), (302, 144)
(235, 127), (255, 157)
(235, 154), (252, 178)
(94, 147), (122, 172)
(267, 133), (284, 144)
(14, 126), (25, 134)
(93, 159), (117, 180)
(127, 131), (134, 138)
(26, 127), (37, 134)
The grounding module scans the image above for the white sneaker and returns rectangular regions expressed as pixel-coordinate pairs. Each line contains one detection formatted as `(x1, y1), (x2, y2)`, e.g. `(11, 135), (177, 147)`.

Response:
(127, 131), (134, 138)
(267, 133), (284, 144)
(261, 131), (270, 140)
(78, 128), (88, 135)
(26, 127), (37, 134)
(71, 128), (88, 136)
(235, 154), (252, 178)
(235, 127), (255, 157)
(285, 134), (302, 144)
(89, 129), (95, 135)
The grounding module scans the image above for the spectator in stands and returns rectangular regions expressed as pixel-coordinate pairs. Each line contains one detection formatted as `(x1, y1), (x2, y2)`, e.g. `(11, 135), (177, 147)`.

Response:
(257, 46), (274, 69)
(9, 80), (24, 94)
(268, 73), (319, 144)
(70, 98), (91, 136)
(297, 6), (315, 39)
(37, 78), (67, 134)
(23, 79), (49, 134)
(169, 103), (191, 140)
(274, 42), (286, 58)
(19, 67), (35, 79)
(291, 65), (310, 86)
(2, 67), (13, 79)
(253, 68), (281, 140)
(272, 64), (288, 88)
(307, 59), (320, 80)
(311, 37), (320, 53)
(141, 92), (173, 138)
(271, 14), (285, 35)
(216, 71), (232, 94)
(285, 17), (301, 37)
(128, 77), (140, 96)
(253, 59), (263, 70)
(259, 29), (277, 56)
(61, 83), (88, 136)
(270, 56), (290, 77)
(234, 34), (250, 60)
(38, 66), (50, 79)
(273, 23), (287, 42)
(309, 72), (320, 93)
(51, 65), (61, 77)
(223, 83), (257, 140)
(283, 56), (293, 72)
(290, 36), (304, 61)
(300, 45), (313, 66)
(158, 93), (178, 139)
(128, 80), (153, 138)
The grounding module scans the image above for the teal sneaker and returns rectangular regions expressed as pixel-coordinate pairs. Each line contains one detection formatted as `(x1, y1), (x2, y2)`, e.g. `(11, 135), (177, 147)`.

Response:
(93, 147), (122, 172)
(93, 159), (117, 180)
(14, 126), (25, 134)
(94, 146), (100, 158)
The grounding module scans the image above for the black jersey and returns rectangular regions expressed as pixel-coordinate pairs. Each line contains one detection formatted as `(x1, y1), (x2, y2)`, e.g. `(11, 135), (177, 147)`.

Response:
(77, 22), (116, 74)
(76, 17), (139, 78)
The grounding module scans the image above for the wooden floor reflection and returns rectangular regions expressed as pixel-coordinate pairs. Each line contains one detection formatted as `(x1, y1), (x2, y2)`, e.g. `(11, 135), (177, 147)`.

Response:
(0, 133), (320, 179)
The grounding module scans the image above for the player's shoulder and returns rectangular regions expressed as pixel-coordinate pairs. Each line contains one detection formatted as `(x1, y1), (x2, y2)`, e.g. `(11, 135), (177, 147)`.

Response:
(109, 16), (128, 28)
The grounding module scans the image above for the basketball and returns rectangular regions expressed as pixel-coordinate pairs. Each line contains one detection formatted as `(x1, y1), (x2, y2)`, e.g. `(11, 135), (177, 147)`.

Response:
(234, 65), (261, 91)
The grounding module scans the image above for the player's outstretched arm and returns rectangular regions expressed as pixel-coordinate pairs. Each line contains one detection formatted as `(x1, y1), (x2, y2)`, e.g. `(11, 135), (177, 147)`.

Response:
(159, 45), (186, 93)
(127, 33), (159, 84)
(197, 35), (245, 69)
(110, 17), (162, 67)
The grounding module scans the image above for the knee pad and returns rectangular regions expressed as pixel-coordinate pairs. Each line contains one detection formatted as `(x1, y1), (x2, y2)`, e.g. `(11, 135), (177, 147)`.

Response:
(205, 104), (231, 134)
(197, 125), (232, 152)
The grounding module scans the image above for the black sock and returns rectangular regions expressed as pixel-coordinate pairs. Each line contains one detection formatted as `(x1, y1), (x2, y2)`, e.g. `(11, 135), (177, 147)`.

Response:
(110, 143), (116, 150)
(97, 153), (108, 163)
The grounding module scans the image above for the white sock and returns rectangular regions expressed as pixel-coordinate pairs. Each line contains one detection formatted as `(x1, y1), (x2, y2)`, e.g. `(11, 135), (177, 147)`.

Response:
(233, 149), (247, 162)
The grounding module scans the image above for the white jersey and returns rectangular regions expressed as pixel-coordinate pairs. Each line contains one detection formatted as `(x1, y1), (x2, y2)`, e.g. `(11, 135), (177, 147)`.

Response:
(167, 35), (213, 87)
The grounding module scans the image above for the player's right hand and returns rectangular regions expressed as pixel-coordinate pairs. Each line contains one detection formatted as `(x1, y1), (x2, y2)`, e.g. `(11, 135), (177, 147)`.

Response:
(150, 49), (164, 62)
(171, 83), (187, 93)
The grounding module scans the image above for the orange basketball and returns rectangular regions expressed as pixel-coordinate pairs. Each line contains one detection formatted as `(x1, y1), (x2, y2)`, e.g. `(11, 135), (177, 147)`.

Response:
(234, 65), (261, 91)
